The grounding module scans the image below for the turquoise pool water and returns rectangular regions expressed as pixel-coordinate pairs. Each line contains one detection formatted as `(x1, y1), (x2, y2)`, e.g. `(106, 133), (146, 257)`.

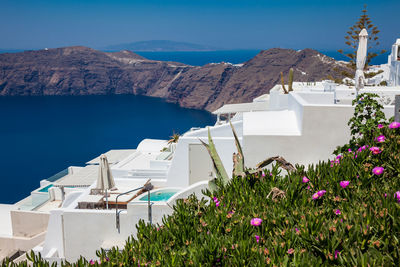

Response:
(139, 189), (179, 202)
(38, 184), (54, 193)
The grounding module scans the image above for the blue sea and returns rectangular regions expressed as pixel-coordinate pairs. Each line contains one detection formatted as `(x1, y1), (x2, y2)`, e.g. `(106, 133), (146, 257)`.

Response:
(0, 95), (215, 204)
(0, 50), (389, 204)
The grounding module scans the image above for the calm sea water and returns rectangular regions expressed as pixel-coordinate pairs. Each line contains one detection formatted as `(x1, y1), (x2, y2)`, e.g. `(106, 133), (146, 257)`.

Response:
(0, 95), (215, 204)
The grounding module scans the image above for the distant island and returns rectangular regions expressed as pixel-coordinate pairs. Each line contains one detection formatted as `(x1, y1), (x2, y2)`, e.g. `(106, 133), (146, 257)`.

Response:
(103, 40), (222, 52)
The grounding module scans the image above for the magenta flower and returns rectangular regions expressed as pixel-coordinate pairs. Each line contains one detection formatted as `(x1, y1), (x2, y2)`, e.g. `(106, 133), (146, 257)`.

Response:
(287, 248), (295, 254)
(335, 209), (341, 215)
(378, 124), (384, 129)
(339, 181), (350, 188)
(369, 146), (381, 155)
(89, 260), (95, 265)
(213, 197), (220, 207)
(295, 228), (300, 233)
(262, 172), (266, 177)
(395, 191), (400, 202)
(348, 148), (352, 152)
(302, 176), (309, 183)
(335, 250), (340, 259)
(336, 155), (343, 160)
(255, 235), (260, 243)
(376, 135), (385, 143)
(312, 190), (326, 200)
(372, 167), (384, 175)
(384, 193), (387, 198)
(357, 145), (368, 152)
(389, 122), (400, 129)
(251, 218), (262, 226)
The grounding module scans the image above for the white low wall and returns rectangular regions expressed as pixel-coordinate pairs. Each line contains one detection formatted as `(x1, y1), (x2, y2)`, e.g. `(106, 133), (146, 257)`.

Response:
(11, 210), (49, 238)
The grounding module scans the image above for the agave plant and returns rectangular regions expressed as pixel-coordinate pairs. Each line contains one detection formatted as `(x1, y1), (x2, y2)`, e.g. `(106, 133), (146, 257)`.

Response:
(200, 122), (295, 191)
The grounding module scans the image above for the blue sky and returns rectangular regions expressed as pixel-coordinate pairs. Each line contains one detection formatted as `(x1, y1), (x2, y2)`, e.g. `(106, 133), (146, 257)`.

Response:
(0, 0), (398, 50)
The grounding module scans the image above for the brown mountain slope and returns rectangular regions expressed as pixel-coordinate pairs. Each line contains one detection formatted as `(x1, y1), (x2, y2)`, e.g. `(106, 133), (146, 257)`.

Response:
(0, 46), (351, 111)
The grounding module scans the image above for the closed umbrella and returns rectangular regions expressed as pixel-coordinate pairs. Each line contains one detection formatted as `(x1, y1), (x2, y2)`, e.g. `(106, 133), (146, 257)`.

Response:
(96, 154), (116, 209)
(355, 28), (368, 97)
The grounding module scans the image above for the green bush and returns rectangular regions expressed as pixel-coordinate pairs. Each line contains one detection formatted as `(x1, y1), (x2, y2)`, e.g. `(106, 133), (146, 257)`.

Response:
(3, 95), (400, 266)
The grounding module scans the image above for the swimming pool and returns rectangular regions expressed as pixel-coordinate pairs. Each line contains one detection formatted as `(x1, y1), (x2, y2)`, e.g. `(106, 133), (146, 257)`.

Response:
(38, 184), (54, 193)
(139, 189), (180, 202)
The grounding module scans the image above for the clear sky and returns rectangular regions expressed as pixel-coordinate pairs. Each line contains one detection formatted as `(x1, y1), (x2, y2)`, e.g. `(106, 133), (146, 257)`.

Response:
(1, 0), (398, 51)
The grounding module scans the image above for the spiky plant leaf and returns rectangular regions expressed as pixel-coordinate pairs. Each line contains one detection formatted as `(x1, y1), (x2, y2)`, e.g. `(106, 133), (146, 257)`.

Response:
(199, 128), (229, 187)
(230, 122), (245, 177)
(288, 68), (294, 92)
(280, 72), (288, 94)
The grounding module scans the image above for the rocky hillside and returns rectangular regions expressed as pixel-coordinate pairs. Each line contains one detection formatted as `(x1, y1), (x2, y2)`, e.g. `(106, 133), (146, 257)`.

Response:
(0, 46), (351, 111)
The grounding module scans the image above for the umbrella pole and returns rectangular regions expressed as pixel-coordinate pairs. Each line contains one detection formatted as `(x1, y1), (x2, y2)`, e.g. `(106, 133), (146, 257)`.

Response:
(105, 189), (108, 209)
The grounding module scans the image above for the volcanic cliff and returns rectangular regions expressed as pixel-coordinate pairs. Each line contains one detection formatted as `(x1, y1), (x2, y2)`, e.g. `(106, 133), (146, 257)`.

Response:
(0, 46), (350, 111)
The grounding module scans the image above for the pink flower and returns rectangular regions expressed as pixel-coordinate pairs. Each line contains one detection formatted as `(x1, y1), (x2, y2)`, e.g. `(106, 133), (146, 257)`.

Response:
(213, 197), (220, 207)
(339, 181), (350, 188)
(295, 228), (300, 233)
(335, 250), (340, 259)
(312, 190), (326, 200)
(255, 235), (260, 243)
(251, 218), (262, 226)
(357, 145), (368, 152)
(395, 191), (400, 202)
(287, 248), (294, 254)
(336, 155), (343, 160)
(389, 122), (400, 129)
(376, 135), (385, 143)
(384, 193), (387, 198)
(335, 209), (341, 215)
(372, 166), (384, 175)
(378, 124), (384, 129)
(262, 172), (266, 177)
(302, 176), (309, 183)
(89, 260), (95, 265)
(348, 148), (352, 152)
(369, 146), (381, 155)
